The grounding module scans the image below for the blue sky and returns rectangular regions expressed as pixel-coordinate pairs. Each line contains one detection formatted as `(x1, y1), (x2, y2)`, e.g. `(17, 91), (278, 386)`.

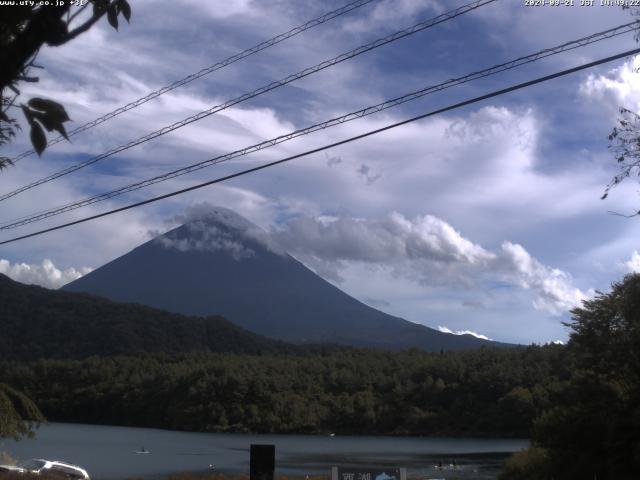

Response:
(2, 0), (640, 344)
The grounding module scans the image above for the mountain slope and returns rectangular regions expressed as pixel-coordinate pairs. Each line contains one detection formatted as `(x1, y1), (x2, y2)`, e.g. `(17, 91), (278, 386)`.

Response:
(0, 273), (299, 360)
(64, 207), (509, 351)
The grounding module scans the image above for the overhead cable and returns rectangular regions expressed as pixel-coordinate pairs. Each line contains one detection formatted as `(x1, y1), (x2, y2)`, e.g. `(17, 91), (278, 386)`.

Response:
(9, 0), (378, 163)
(0, 0), (496, 203)
(2, 20), (637, 230)
(2, 46), (639, 246)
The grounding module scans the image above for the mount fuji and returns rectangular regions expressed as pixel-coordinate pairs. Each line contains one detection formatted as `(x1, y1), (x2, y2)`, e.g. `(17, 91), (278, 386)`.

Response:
(63, 207), (509, 351)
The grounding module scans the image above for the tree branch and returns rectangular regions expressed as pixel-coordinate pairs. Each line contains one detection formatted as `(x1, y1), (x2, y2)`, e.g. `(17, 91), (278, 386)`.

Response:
(64, 0), (119, 42)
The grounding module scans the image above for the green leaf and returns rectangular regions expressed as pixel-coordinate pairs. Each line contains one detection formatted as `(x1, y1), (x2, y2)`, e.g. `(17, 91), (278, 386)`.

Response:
(30, 121), (47, 156)
(31, 111), (55, 131)
(92, 0), (108, 15)
(107, 4), (118, 30)
(29, 111), (70, 142)
(26, 99), (71, 143)
(119, 0), (131, 22)
(27, 97), (70, 123)
(54, 122), (69, 141)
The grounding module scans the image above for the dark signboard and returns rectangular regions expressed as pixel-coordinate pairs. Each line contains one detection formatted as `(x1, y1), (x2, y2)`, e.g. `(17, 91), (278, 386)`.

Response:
(336, 468), (401, 480)
(250, 444), (275, 480)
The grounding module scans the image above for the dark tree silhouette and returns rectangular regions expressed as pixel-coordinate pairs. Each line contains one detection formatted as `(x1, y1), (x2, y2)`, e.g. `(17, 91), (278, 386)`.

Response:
(501, 274), (640, 480)
(0, 0), (131, 168)
(603, 7), (640, 212)
(606, 108), (640, 217)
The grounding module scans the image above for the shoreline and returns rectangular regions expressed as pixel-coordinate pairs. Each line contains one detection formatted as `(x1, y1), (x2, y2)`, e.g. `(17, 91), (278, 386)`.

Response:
(2, 424), (525, 480)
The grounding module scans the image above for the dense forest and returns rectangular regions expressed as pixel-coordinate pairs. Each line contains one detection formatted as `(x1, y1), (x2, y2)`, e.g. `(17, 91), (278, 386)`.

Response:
(0, 273), (307, 359)
(0, 345), (568, 437)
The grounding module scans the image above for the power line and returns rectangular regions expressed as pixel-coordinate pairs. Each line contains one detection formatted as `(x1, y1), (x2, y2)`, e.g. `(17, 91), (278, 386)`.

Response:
(2, 20), (637, 230)
(2, 46), (639, 246)
(10, 0), (378, 163)
(0, 0), (496, 204)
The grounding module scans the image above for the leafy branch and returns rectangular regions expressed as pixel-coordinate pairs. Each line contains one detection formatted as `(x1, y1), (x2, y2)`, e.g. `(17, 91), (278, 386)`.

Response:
(604, 108), (640, 216)
(0, 0), (131, 160)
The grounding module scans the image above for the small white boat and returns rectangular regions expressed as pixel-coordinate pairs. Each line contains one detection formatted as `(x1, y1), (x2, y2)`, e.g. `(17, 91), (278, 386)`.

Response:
(134, 448), (151, 454)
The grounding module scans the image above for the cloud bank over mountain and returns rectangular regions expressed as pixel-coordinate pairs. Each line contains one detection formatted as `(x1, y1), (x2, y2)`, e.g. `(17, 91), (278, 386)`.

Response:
(0, 202), (592, 326)
(271, 212), (590, 316)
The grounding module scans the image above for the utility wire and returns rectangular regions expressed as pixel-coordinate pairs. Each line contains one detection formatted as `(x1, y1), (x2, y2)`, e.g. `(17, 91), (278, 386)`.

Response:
(2, 20), (638, 230)
(0, 0), (496, 203)
(10, 0), (378, 163)
(2, 46), (639, 246)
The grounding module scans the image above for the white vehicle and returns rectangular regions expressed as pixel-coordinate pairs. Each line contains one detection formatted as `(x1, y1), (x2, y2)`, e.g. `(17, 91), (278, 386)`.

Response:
(0, 459), (90, 480)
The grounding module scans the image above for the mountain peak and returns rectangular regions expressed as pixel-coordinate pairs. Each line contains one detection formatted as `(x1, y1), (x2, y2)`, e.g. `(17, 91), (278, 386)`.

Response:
(154, 205), (284, 259)
(183, 205), (257, 232)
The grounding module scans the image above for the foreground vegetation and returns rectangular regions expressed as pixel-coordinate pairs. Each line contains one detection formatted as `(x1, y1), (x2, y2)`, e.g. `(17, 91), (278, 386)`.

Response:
(499, 274), (640, 480)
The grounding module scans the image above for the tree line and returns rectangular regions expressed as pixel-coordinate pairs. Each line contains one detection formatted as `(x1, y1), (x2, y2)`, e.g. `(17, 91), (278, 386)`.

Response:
(0, 344), (568, 437)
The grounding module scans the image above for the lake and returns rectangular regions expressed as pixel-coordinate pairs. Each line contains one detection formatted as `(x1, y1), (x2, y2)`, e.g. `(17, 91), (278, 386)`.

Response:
(0, 423), (528, 480)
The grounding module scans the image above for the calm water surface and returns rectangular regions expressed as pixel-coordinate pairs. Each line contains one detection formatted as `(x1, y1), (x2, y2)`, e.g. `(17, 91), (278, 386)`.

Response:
(0, 423), (528, 480)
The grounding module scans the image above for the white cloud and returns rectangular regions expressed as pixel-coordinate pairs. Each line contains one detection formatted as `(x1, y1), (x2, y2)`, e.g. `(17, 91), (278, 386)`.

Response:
(580, 56), (640, 114)
(623, 250), (640, 273)
(273, 212), (495, 265)
(155, 228), (257, 260)
(0, 259), (92, 289)
(498, 242), (590, 315)
(156, 203), (284, 259)
(437, 325), (491, 341)
(271, 212), (591, 316)
(343, 0), (439, 33)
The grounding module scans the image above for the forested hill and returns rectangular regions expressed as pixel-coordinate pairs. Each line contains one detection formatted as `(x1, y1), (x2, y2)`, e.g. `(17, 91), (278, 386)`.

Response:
(0, 273), (303, 359)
